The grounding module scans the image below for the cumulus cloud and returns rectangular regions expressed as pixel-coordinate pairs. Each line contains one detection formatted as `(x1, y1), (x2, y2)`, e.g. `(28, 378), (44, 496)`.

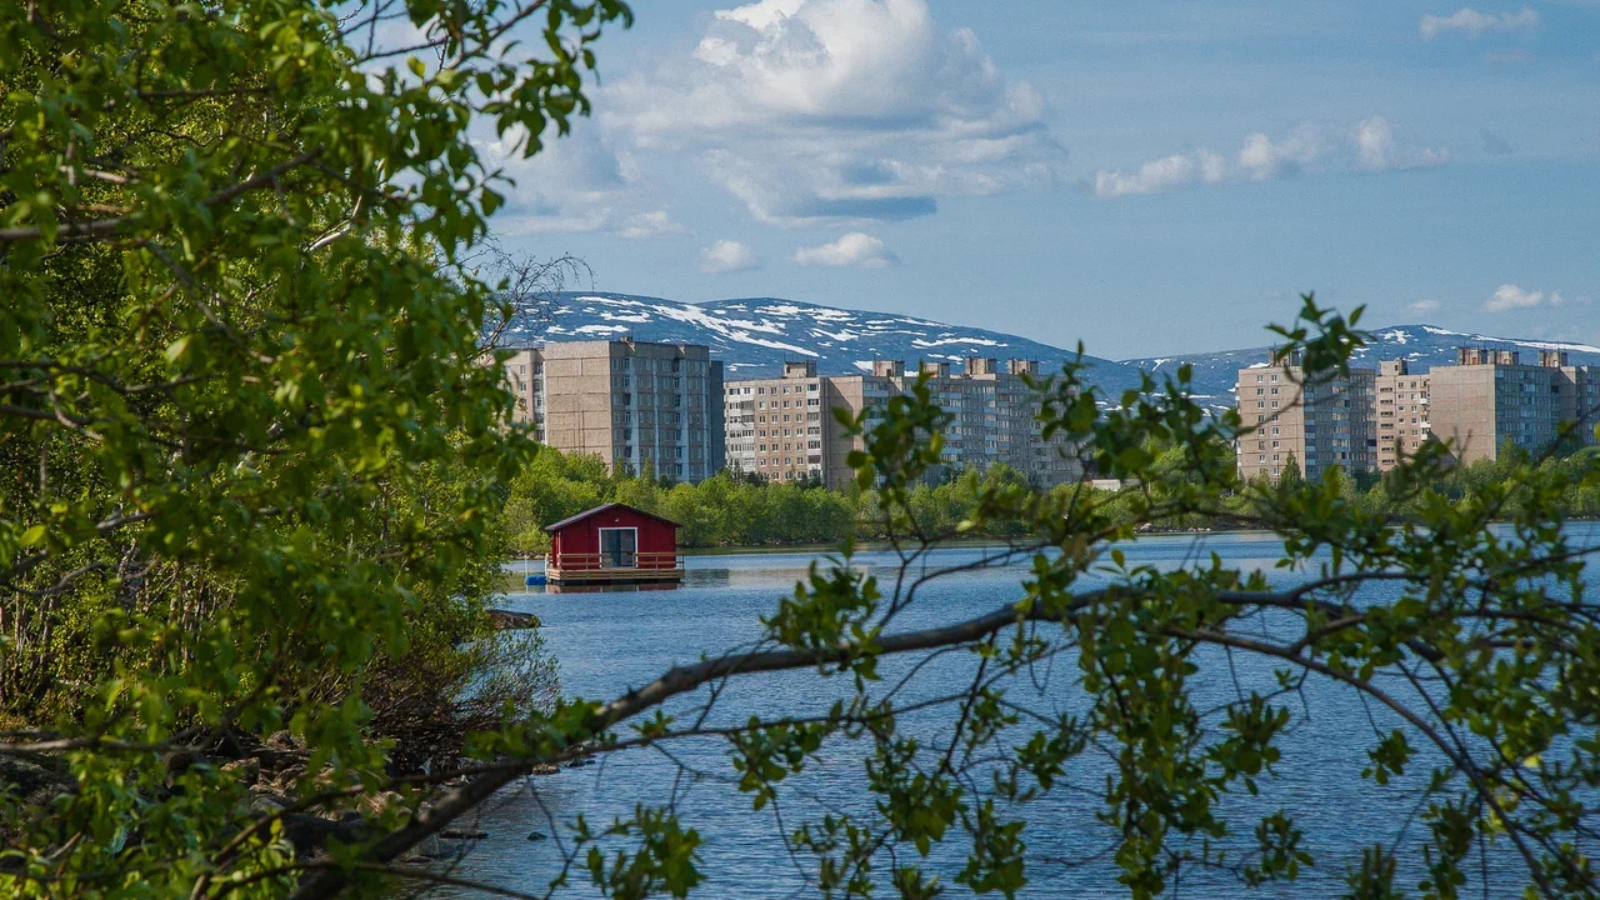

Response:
(1484, 283), (1561, 311)
(605, 0), (1062, 226)
(700, 240), (763, 274)
(474, 122), (631, 234)
(1237, 125), (1327, 181)
(1353, 117), (1450, 172)
(791, 232), (899, 268)
(1093, 117), (1446, 198)
(617, 211), (690, 240)
(1409, 299), (1443, 315)
(1420, 7), (1540, 39)
(1094, 154), (1201, 198)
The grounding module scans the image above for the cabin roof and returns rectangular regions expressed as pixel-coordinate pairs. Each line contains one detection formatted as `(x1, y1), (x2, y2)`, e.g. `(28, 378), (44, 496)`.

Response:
(544, 502), (680, 533)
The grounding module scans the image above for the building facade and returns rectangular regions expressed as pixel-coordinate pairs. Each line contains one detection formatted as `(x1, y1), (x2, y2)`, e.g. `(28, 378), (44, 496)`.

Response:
(1235, 352), (1376, 482)
(727, 357), (1080, 491)
(1427, 348), (1597, 464)
(1374, 360), (1431, 471)
(504, 340), (725, 483)
(724, 360), (829, 483)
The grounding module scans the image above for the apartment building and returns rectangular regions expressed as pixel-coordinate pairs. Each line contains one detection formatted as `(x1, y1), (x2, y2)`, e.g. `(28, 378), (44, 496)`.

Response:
(1556, 358), (1600, 448)
(503, 340), (725, 483)
(1374, 360), (1430, 471)
(1236, 352), (1376, 482)
(724, 360), (829, 483)
(1428, 348), (1597, 464)
(728, 357), (1081, 491)
(817, 361), (900, 490)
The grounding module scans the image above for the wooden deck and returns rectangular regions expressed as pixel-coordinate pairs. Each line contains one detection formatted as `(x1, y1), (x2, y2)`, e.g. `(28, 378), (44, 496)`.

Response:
(546, 551), (684, 585)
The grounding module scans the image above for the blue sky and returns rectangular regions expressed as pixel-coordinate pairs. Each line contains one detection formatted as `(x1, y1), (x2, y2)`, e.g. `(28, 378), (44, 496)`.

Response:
(484, 0), (1599, 359)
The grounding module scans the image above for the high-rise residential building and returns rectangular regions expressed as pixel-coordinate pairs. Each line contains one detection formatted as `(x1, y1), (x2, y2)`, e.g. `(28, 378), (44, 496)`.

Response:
(817, 361), (900, 490)
(1374, 360), (1431, 471)
(727, 357), (1080, 491)
(1235, 352), (1376, 482)
(1427, 348), (1597, 464)
(724, 360), (828, 483)
(503, 340), (725, 483)
(1556, 356), (1600, 448)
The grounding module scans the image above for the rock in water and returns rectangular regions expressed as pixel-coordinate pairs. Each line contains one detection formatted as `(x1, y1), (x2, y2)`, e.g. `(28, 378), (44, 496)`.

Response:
(486, 609), (540, 630)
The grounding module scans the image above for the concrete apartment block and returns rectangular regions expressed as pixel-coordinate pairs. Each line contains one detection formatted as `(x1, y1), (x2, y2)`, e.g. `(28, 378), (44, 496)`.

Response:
(1427, 348), (1594, 464)
(819, 365), (899, 490)
(1236, 352), (1376, 483)
(505, 347), (541, 429)
(503, 340), (725, 483)
(1375, 360), (1431, 471)
(724, 360), (829, 484)
(729, 357), (1080, 491)
(1558, 360), (1600, 449)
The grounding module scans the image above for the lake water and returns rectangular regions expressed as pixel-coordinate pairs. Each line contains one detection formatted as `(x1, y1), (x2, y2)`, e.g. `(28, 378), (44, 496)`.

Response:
(433, 527), (1600, 899)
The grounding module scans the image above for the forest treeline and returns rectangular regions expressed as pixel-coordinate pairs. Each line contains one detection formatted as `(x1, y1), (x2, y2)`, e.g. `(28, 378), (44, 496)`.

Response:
(502, 442), (1600, 553)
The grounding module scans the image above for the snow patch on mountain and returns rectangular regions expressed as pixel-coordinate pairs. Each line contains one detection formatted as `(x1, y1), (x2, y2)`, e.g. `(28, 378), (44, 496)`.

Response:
(506, 292), (1115, 381)
(510, 297), (1600, 414)
(912, 336), (1007, 349)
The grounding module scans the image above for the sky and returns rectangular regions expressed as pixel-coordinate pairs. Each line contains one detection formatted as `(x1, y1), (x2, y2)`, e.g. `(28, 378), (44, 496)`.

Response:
(479, 0), (1600, 359)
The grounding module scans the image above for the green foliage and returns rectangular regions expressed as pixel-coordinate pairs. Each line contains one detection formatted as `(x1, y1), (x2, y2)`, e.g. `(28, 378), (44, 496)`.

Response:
(0, 0), (625, 897)
(500, 446), (1044, 550)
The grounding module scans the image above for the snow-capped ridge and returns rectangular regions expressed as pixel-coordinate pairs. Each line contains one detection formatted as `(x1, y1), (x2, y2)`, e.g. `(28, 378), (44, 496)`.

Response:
(510, 298), (1600, 413)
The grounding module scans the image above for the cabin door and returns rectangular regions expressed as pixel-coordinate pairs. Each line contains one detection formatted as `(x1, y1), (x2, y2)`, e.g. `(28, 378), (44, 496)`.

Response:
(598, 528), (637, 569)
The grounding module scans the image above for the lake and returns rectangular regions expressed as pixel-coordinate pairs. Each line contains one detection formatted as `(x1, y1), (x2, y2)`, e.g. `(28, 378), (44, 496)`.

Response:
(432, 527), (1600, 899)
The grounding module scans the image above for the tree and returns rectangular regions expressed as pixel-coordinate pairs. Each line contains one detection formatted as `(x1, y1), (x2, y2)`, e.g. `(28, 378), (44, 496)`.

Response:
(1278, 453), (1306, 490)
(0, 0), (629, 897)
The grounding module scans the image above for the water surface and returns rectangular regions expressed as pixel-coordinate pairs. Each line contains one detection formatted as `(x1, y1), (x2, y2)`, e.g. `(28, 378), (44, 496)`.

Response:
(440, 528), (1600, 899)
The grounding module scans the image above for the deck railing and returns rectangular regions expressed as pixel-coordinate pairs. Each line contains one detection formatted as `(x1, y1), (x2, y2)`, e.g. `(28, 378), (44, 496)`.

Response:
(548, 551), (683, 573)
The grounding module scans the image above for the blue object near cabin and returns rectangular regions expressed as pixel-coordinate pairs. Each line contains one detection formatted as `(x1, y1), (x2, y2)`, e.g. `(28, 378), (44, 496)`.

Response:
(525, 574), (547, 587)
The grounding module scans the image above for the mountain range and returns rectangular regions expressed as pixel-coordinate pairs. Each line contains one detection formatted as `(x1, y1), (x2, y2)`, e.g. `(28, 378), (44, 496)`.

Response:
(506, 292), (1600, 408)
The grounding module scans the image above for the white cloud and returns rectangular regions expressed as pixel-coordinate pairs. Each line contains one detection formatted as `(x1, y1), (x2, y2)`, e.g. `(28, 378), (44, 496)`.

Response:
(475, 123), (630, 235)
(1093, 117), (1446, 198)
(616, 211), (690, 240)
(497, 206), (613, 236)
(1409, 299), (1443, 315)
(1094, 154), (1197, 198)
(700, 240), (763, 274)
(1484, 283), (1558, 311)
(791, 232), (899, 268)
(1354, 117), (1450, 172)
(1420, 7), (1540, 39)
(1237, 125), (1327, 181)
(605, 0), (1062, 226)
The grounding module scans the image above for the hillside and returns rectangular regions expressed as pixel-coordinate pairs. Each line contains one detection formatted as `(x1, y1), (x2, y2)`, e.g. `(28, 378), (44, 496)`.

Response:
(504, 292), (1125, 382)
(507, 293), (1600, 407)
(1124, 325), (1600, 408)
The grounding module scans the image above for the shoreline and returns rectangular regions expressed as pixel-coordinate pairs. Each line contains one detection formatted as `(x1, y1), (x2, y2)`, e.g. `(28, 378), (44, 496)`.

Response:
(501, 528), (1289, 570)
(504, 519), (1600, 569)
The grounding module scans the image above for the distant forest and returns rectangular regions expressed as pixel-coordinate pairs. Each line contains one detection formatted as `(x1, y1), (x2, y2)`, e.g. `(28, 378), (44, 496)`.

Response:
(502, 443), (1600, 553)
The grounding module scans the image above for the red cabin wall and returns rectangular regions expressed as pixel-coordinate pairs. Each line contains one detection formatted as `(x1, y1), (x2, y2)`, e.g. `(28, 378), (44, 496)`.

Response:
(549, 508), (678, 571)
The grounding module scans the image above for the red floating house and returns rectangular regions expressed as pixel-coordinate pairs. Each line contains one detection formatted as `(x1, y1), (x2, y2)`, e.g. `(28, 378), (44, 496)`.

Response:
(544, 503), (683, 585)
